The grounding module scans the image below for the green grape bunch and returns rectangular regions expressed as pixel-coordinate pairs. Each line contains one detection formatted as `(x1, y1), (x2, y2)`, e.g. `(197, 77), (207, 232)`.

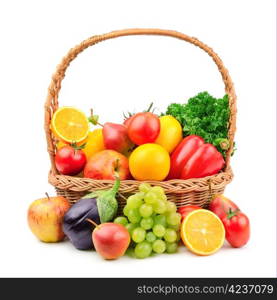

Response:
(113, 183), (181, 259)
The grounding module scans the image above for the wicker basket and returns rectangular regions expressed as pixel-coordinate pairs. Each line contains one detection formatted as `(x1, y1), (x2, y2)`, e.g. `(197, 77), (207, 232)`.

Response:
(45, 28), (236, 211)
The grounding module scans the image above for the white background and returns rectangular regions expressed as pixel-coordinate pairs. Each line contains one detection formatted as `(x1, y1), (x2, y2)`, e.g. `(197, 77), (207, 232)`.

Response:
(0, 0), (276, 277)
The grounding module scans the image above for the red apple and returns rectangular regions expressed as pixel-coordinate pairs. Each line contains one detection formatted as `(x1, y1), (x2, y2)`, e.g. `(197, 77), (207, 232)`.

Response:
(84, 150), (130, 180)
(103, 122), (134, 154)
(27, 194), (70, 242)
(92, 222), (130, 260)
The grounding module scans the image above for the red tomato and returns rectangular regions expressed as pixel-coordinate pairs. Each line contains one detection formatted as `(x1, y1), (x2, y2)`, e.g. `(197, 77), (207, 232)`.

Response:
(209, 195), (239, 219)
(222, 210), (250, 248)
(167, 135), (204, 179)
(178, 205), (201, 221)
(127, 112), (160, 145)
(55, 146), (86, 175)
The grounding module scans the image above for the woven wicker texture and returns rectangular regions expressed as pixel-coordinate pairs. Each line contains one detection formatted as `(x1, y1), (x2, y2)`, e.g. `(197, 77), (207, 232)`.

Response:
(44, 28), (237, 208)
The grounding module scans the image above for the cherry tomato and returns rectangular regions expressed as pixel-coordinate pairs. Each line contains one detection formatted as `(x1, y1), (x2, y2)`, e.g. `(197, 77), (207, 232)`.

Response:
(221, 210), (250, 248)
(209, 195), (239, 219)
(127, 112), (160, 145)
(178, 205), (201, 221)
(55, 145), (86, 175)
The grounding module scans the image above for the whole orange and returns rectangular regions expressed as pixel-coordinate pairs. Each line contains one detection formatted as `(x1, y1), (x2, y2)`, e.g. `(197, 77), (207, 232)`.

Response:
(129, 143), (170, 180)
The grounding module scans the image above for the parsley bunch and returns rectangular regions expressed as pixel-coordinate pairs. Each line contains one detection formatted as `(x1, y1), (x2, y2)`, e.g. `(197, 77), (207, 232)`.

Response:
(165, 92), (231, 156)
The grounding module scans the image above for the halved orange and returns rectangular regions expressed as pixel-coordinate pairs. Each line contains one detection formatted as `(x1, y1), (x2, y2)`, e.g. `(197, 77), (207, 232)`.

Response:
(51, 107), (90, 144)
(180, 209), (225, 256)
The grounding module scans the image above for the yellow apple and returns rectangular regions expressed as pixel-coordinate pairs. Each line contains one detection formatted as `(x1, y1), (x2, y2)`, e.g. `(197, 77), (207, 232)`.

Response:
(27, 194), (70, 242)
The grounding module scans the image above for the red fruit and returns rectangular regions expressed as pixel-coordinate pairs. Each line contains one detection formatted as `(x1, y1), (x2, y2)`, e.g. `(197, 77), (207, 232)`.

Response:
(221, 210), (250, 248)
(181, 143), (225, 180)
(55, 145), (86, 175)
(209, 195), (239, 219)
(123, 103), (155, 128)
(178, 205), (201, 221)
(92, 223), (130, 260)
(28, 194), (70, 242)
(127, 112), (160, 145)
(123, 115), (135, 128)
(103, 122), (134, 154)
(84, 150), (129, 180)
(167, 135), (204, 179)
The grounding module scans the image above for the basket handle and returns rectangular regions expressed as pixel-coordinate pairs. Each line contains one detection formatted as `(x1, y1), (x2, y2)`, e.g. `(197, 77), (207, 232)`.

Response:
(45, 28), (236, 174)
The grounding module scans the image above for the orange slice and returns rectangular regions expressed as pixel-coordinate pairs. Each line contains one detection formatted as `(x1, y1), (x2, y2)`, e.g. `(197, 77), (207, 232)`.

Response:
(180, 209), (225, 256)
(51, 107), (89, 144)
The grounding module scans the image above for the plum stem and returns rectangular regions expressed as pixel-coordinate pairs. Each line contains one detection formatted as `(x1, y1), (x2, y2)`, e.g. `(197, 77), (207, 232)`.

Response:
(45, 192), (50, 201)
(86, 218), (99, 228)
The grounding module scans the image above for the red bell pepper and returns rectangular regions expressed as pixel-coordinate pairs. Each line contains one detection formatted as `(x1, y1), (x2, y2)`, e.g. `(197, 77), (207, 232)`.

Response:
(168, 135), (225, 180)
(167, 135), (204, 179)
(181, 143), (225, 179)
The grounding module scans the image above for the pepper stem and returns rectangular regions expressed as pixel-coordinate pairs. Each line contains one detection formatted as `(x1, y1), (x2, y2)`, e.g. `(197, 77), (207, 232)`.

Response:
(111, 175), (120, 196)
(110, 160), (120, 196)
(86, 218), (99, 228)
(215, 138), (230, 151)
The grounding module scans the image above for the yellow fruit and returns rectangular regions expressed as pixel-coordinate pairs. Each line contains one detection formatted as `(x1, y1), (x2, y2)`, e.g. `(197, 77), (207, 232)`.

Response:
(56, 140), (67, 149)
(51, 107), (89, 144)
(180, 209), (225, 256)
(155, 115), (183, 153)
(56, 128), (105, 160)
(28, 196), (70, 243)
(82, 129), (105, 160)
(129, 143), (170, 180)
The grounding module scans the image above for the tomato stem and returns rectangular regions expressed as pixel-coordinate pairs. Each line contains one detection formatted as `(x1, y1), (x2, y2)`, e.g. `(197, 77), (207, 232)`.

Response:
(146, 102), (154, 112)
(71, 141), (86, 151)
(227, 208), (240, 219)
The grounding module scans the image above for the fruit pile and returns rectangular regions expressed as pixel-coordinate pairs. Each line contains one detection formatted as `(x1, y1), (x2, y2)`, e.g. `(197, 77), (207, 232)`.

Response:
(50, 94), (226, 181)
(27, 92), (250, 260)
(114, 183), (181, 258)
(28, 183), (250, 260)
